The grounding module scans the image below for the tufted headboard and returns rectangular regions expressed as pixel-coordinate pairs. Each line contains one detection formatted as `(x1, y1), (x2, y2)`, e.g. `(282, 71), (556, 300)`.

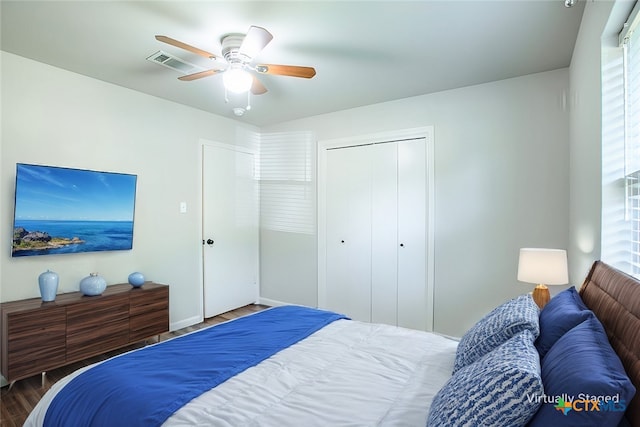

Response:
(579, 261), (640, 426)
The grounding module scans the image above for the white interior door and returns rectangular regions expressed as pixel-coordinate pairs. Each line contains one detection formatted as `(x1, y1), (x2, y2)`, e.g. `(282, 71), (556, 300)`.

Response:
(202, 144), (258, 318)
(325, 146), (372, 321)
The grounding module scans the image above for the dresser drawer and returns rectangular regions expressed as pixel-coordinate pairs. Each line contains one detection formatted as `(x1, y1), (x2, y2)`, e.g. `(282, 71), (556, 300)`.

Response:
(5, 307), (66, 380)
(66, 294), (130, 362)
(129, 286), (169, 341)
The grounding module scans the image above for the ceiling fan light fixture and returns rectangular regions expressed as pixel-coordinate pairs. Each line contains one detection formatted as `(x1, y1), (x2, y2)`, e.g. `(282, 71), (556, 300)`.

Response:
(223, 67), (253, 93)
(155, 25), (316, 104)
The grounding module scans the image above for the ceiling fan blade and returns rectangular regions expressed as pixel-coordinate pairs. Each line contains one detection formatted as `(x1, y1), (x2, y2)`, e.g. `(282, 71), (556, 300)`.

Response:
(178, 69), (223, 81)
(255, 64), (316, 79)
(251, 76), (268, 95)
(155, 35), (217, 60)
(239, 26), (273, 59)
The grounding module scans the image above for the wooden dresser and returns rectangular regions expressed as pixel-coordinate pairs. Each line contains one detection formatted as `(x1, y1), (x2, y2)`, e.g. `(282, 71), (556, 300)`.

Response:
(0, 282), (169, 383)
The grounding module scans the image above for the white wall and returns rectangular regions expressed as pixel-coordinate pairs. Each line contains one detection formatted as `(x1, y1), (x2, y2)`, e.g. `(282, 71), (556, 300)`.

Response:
(1, 51), (572, 338)
(567, 1), (614, 286)
(261, 69), (570, 337)
(0, 52), (259, 330)
(568, 0), (635, 286)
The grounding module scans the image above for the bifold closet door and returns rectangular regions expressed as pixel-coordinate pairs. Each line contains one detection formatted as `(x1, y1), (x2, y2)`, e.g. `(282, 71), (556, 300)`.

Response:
(322, 137), (428, 329)
(370, 143), (398, 325)
(324, 145), (372, 322)
(370, 139), (427, 329)
(396, 139), (427, 330)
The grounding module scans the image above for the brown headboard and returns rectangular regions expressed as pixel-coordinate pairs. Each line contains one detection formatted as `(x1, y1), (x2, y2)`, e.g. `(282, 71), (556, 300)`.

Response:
(579, 261), (640, 425)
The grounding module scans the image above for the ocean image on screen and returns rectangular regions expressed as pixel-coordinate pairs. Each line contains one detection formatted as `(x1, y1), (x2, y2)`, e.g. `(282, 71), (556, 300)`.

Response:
(12, 164), (137, 257)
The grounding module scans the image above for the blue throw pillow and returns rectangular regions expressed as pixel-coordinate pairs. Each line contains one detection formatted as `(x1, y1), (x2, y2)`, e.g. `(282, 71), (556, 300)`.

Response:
(527, 316), (636, 427)
(453, 294), (539, 373)
(535, 286), (592, 358)
(428, 329), (543, 427)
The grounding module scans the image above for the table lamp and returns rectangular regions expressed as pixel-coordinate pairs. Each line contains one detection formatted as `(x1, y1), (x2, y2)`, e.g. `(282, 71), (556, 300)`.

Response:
(517, 248), (568, 309)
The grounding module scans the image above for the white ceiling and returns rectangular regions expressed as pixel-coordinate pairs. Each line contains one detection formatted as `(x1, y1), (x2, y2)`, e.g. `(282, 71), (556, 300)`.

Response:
(1, 1), (585, 127)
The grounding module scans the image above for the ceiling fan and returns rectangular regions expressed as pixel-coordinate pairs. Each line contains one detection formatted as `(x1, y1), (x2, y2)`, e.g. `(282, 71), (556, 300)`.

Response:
(155, 26), (316, 96)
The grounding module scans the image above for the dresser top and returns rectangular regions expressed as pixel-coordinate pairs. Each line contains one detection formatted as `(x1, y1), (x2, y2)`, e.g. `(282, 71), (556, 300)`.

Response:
(1, 282), (168, 313)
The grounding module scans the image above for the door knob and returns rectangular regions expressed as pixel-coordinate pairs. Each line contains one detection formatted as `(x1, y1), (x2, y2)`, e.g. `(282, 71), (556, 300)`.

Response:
(206, 239), (214, 245)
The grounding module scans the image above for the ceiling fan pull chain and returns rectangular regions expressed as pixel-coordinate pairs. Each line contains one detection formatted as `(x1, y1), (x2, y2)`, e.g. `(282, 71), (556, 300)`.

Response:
(246, 91), (252, 111)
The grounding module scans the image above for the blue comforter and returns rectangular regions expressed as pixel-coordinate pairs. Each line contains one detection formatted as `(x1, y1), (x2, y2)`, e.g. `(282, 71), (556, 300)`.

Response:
(44, 305), (347, 427)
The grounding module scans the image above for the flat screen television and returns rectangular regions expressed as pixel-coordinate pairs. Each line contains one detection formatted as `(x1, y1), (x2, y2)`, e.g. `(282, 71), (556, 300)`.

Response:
(12, 163), (137, 257)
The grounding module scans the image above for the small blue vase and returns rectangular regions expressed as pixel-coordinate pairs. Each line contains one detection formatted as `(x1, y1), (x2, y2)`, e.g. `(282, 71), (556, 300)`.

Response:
(80, 273), (107, 296)
(38, 270), (59, 302)
(128, 272), (145, 288)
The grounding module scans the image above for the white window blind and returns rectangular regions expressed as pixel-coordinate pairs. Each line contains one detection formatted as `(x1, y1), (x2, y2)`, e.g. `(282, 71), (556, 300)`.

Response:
(621, 2), (640, 276)
(258, 131), (315, 234)
(600, 49), (626, 271)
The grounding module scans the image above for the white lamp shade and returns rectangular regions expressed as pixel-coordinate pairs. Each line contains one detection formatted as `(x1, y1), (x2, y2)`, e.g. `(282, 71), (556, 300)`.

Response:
(517, 248), (568, 285)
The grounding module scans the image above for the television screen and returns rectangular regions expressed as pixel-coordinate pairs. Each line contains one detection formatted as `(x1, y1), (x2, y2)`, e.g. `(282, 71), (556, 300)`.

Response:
(12, 163), (137, 257)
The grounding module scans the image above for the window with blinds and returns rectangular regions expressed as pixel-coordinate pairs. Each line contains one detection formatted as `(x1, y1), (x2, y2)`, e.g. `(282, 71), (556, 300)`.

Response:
(600, 48), (626, 271)
(258, 131), (315, 234)
(622, 2), (640, 276)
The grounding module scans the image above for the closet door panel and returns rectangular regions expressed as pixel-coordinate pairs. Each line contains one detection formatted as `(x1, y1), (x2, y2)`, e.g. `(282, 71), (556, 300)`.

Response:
(371, 143), (398, 325)
(397, 139), (427, 330)
(325, 146), (372, 322)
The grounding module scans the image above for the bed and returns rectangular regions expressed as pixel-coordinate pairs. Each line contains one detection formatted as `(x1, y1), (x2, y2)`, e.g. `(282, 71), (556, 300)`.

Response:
(579, 261), (640, 426)
(24, 261), (640, 426)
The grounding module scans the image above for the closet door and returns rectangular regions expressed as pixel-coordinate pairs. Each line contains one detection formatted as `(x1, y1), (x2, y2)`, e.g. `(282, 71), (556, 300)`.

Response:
(325, 146), (372, 322)
(370, 143), (398, 325)
(319, 127), (433, 331)
(397, 139), (427, 330)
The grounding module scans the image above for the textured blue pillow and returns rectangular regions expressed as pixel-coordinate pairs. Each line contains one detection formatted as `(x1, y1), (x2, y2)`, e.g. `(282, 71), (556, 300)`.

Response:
(428, 330), (543, 427)
(528, 316), (636, 427)
(535, 286), (592, 358)
(453, 294), (539, 372)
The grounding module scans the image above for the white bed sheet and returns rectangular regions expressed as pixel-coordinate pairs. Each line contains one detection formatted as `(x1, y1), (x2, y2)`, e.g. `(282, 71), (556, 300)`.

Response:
(26, 318), (457, 426)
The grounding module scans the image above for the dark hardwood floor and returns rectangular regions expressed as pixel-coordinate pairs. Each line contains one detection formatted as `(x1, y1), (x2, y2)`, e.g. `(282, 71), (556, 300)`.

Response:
(0, 304), (269, 426)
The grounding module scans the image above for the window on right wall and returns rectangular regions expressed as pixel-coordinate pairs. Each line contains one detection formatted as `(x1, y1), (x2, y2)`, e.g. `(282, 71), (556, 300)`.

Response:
(623, 4), (640, 277)
(602, 2), (640, 278)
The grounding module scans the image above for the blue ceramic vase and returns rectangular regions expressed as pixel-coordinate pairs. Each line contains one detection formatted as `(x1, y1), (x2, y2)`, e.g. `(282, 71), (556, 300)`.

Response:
(80, 273), (107, 296)
(38, 270), (59, 302)
(128, 272), (145, 288)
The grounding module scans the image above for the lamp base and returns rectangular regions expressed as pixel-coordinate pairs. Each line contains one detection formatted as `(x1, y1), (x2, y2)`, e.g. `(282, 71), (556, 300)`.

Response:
(532, 284), (550, 309)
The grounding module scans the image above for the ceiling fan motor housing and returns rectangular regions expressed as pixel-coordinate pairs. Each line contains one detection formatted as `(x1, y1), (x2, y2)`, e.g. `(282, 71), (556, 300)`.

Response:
(221, 34), (250, 64)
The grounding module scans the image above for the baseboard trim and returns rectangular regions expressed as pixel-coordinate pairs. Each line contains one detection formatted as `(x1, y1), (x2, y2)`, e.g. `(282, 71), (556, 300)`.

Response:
(257, 297), (291, 307)
(170, 314), (203, 332)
